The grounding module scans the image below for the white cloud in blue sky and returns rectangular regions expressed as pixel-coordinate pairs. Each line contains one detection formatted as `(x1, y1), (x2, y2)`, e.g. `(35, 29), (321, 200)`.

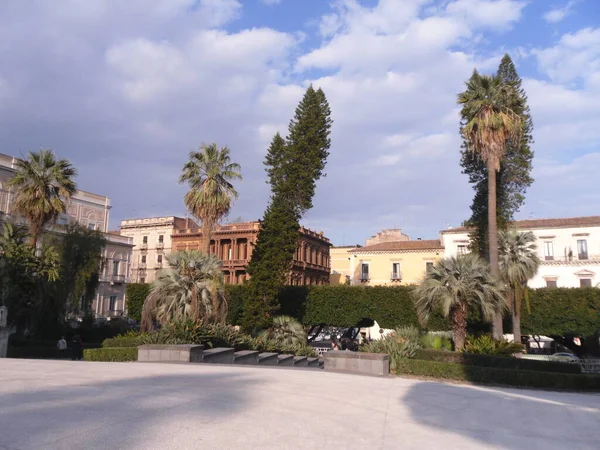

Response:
(543, 1), (578, 23)
(0, 0), (598, 245)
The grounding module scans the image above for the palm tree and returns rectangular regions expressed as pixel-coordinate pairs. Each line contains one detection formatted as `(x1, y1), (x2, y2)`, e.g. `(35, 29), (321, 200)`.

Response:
(499, 230), (540, 344)
(140, 250), (227, 332)
(180, 144), (242, 255)
(414, 254), (506, 350)
(7, 149), (77, 248)
(260, 315), (307, 346)
(458, 71), (522, 339)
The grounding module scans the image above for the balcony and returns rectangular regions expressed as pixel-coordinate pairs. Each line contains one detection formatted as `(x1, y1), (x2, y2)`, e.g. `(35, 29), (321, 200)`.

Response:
(359, 274), (369, 282)
(545, 255), (554, 261)
(579, 253), (588, 261)
(103, 274), (127, 284)
(140, 243), (148, 250)
(156, 262), (163, 269)
(104, 310), (124, 318)
(391, 272), (402, 282)
(156, 241), (164, 249)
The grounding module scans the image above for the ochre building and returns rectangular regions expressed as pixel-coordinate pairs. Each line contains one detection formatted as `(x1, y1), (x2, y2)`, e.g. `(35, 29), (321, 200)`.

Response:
(172, 221), (331, 285)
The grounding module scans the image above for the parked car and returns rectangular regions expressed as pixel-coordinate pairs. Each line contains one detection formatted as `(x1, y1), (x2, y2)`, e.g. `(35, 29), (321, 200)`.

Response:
(550, 352), (580, 363)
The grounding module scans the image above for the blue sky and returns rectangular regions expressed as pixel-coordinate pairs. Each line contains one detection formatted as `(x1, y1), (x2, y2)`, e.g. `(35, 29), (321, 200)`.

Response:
(0, 0), (599, 246)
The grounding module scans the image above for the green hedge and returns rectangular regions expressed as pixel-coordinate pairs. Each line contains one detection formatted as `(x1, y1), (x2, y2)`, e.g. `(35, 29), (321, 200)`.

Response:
(126, 283), (151, 322)
(522, 288), (600, 336)
(83, 347), (138, 362)
(395, 358), (600, 391)
(414, 349), (581, 374)
(226, 285), (450, 330)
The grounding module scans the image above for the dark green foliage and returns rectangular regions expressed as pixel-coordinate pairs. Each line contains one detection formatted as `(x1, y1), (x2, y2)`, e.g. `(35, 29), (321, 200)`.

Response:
(361, 326), (422, 370)
(83, 347), (138, 362)
(243, 196), (300, 330)
(7, 347), (70, 359)
(522, 288), (600, 336)
(125, 283), (151, 321)
(421, 333), (454, 351)
(414, 349), (581, 374)
(243, 86), (332, 330)
(461, 54), (534, 256)
(395, 359), (599, 391)
(464, 334), (525, 356)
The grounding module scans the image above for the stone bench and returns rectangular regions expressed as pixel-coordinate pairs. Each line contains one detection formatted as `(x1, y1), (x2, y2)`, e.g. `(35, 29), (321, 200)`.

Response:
(258, 352), (279, 365)
(324, 351), (389, 376)
(234, 350), (259, 365)
(202, 347), (235, 364)
(138, 344), (204, 363)
(293, 356), (308, 367)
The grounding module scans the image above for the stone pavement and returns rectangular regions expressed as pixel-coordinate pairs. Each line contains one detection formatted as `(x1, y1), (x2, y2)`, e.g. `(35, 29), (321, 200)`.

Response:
(0, 359), (599, 449)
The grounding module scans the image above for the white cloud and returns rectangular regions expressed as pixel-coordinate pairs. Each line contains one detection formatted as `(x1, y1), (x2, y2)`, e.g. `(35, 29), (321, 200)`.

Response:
(446, 0), (526, 29)
(543, 1), (577, 24)
(260, 0), (282, 5)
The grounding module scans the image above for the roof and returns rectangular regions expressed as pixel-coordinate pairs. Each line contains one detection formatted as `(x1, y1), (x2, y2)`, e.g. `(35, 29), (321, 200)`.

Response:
(442, 216), (600, 233)
(351, 239), (443, 253)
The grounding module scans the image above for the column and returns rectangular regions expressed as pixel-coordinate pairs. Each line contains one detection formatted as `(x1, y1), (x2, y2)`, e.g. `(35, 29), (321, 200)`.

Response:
(234, 239), (239, 260)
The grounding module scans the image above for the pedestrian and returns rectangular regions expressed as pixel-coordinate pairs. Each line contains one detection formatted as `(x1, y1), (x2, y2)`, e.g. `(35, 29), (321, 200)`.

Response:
(57, 336), (67, 358)
(331, 339), (340, 351)
(71, 334), (83, 361)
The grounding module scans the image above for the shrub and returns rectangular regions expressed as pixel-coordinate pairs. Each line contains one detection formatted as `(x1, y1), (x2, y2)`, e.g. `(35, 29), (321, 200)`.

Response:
(413, 349), (581, 374)
(83, 347), (138, 362)
(362, 326), (422, 370)
(465, 334), (525, 356)
(421, 333), (453, 351)
(260, 316), (307, 346)
(102, 331), (146, 348)
(125, 283), (151, 322)
(394, 358), (600, 391)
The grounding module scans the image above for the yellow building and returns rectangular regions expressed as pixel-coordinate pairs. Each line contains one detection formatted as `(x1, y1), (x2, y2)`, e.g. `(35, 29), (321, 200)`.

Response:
(330, 233), (444, 286)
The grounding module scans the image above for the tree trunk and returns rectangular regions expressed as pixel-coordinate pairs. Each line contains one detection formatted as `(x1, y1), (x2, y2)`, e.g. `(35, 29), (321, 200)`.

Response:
(512, 286), (522, 344)
(201, 218), (213, 256)
(487, 160), (503, 340)
(451, 302), (468, 351)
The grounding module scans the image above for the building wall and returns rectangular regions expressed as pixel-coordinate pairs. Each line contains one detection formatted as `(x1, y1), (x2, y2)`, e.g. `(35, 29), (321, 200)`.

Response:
(348, 249), (442, 286)
(119, 217), (191, 284)
(172, 222), (331, 285)
(365, 229), (409, 247)
(330, 247), (356, 285)
(441, 222), (600, 288)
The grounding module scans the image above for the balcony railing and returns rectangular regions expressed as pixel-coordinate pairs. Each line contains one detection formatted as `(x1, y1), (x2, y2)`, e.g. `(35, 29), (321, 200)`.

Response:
(359, 274), (369, 282)
(103, 274), (127, 283)
(391, 272), (402, 282)
(156, 262), (163, 269)
(541, 254), (599, 263)
(140, 243), (148, 250)
(156, 241), (164, 249)
(104, 310), (124, 318)
(579, 253), (588, 261)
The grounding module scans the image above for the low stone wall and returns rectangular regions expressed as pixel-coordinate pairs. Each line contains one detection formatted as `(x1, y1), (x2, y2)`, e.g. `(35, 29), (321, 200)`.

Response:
(202, 348), (235, 364)
(324, 351), (389, 376)
(138, 344), (204, 363)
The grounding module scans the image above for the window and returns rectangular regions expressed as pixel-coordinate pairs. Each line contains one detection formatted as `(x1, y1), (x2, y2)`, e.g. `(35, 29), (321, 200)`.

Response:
(580, 278), (592, 287)
(109, 296), (117, 311)
(426, 262), (434, 273)
(360, 263), (369, 281)
(142, 236), (148, 244)
(544, 241), (554, 261)
(546, 280), (557, 288)
(577, 240), (588, 260)
(158, 235), (164, 243)
(88, 223), (96, 230)
(140, 277), (146, 284)
(391, 263), (401, 280)
(141, 255), (146, 264)
(228, 247), (232, 260)
(112, 261), (119, 276)
(157, 255), (163, 264)
(457, 245), (467, 255)
(57, 215), (68, 225)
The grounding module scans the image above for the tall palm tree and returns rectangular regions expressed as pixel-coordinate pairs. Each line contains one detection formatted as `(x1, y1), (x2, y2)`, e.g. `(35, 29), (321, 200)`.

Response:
(7, 149), (77, 248)
(140, 250), (227, 332)
(499, 230), (540, 344)
(458, 71), (522, 339)
(414, 253), (506, 350)
(180, 143), (242, 255)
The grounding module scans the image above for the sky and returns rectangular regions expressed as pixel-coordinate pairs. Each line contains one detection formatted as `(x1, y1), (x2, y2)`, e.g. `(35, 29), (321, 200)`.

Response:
(0, 0), (599, 246)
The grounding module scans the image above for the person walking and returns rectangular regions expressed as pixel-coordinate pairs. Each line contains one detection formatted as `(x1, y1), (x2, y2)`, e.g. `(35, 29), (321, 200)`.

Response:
(57, 336), (67, 358)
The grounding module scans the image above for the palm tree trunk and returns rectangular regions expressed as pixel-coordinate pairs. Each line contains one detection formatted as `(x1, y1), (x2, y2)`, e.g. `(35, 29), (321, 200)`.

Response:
(451, 302), (468, 351)
(487, 160), (503, 340)
(512, 286), (522, 344)
(201, 218), (213, 256)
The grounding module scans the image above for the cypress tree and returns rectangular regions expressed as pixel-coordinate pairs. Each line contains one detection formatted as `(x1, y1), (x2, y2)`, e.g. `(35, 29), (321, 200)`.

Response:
(461, 54), (534, 257)
(242, 86), (332, 330)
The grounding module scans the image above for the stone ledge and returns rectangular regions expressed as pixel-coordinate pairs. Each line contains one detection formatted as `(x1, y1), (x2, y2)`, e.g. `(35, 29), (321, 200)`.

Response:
(234, 350), (259, 365)
(277, 354), (294, 366)
(324, 351), (389, 376)
(324, 350), (389, 361)
(203, 347), (235, 364)
(258, 352), (279, 365)
(138, 344), (204, 363)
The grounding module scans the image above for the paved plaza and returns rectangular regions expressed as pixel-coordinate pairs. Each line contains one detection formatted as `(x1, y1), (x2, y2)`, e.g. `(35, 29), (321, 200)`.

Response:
(0, 359), (599, 449)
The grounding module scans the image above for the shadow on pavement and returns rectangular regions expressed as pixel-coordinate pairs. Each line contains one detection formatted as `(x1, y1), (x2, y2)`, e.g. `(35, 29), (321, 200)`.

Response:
(401, 381), (600, 450)
(0, 366), (262, 449)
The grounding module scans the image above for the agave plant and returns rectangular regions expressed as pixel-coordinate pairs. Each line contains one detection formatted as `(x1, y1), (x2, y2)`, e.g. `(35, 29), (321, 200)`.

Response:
(140, 251), (227, 331)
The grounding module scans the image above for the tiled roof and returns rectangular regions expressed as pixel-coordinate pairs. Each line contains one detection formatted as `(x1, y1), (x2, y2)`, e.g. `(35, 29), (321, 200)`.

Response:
(442, 216), (600, 233)
(352, 239), (443, 253)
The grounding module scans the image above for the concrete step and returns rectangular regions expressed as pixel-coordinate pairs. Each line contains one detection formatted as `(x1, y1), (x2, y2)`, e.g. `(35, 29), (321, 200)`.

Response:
(258, 352), (279, 365)
(202, 347), (235, 364)
(234, 350), (259, 365)
(277, 354), (294, 366)
(293, 356), (308, 367)
(307, 357), (320, 367)
(319, 358), (324, 369)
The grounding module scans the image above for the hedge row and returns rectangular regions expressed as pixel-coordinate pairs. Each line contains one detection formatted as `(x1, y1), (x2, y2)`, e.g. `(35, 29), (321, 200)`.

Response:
(226, 285), (450, 330)
(83, 347), (138, 362)
(395, 358), (600, 391)
(126, 283), (151, 322)
(414, 349), (581, 374)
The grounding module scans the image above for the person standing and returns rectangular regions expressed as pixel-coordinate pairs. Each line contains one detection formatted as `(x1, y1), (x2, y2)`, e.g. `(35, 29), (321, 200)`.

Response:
(57, 336), (67, 358)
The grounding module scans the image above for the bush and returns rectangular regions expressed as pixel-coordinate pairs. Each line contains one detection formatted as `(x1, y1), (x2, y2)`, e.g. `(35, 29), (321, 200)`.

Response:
(362, 326), (422, 370)
(464, 334), (525, 356)
(421, 333), (453, 351)
(102, 331), (146, 348)
(84, 347), (138, 362)
(125, 283), (151, 322)
(414, 349), (581, 374)
(394, 358), (600, 391)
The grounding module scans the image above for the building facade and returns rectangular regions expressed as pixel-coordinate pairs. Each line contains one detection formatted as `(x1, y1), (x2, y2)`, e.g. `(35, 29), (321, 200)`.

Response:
(172, 221), (331, 285)
(0, 152), (132, 318)
(440, 216), (600, 288)
(330, 245), (361, 285)
(120, 216), (195, 284)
